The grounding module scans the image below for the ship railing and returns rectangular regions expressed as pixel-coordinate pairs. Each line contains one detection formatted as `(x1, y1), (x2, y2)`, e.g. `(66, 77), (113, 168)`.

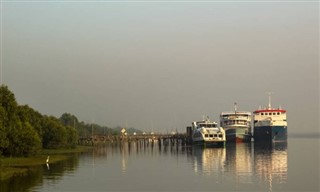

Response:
(223, 122), (250, 126)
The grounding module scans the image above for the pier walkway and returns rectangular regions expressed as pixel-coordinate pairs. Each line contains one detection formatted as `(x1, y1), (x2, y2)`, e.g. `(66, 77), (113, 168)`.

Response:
(78, 133), (188, 146)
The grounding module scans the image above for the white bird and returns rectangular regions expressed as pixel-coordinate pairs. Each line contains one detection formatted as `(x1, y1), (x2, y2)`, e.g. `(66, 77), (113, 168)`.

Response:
(46, 156), (50, 164)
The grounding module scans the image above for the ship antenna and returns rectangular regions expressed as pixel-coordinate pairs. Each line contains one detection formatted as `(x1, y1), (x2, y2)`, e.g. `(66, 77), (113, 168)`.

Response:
(266, 92), (273, 109)
(234, 102), (237, 114)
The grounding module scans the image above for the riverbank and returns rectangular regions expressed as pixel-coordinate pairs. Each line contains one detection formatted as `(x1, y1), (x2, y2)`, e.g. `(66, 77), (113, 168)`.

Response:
(0, 146), (92, 180)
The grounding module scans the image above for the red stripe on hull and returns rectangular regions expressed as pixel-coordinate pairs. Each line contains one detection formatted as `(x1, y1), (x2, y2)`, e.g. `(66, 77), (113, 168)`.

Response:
(226, 136), (248, 143)
(253, 109), (286, 113)
(235, 137), (245, 143)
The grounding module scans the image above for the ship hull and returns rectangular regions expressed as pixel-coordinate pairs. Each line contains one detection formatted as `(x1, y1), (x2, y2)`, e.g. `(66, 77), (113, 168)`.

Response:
(253, 126), (287, 142)
(225, 128), (251, 143)
(192, 140), (225, 147)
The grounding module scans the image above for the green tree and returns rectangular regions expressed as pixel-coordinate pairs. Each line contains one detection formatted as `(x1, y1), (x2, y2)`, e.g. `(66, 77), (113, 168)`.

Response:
(74, 121), (90, 138)
(0, 106), (9, 155)
(5, 121), (41, 156)
(17, 105), (44, 138)
(65, 126), (78, 148)
(18, 122), (41, 156)
(42, 116), (67, 149)
(0, 85), (83, 156)
(0, 85), (19, 129)
(59, 113), (78, 127)
(59, 113), (79, 148)
(0, 85), (19, 156)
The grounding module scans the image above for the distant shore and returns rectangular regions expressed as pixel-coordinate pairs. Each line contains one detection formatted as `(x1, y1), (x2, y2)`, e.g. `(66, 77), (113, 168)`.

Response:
(288, 132), (320, 138)
(0, 146), (92, 180)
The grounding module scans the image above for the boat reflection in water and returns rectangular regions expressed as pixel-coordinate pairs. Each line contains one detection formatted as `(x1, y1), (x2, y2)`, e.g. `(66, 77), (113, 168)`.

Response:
(0, 139), (295, 192)
(254, 141), (288, 190)
(85, 140), (288, 191)
(188, 141), (288, 191)
(188, 146), (226, 176)
(225, 143), (254, 184)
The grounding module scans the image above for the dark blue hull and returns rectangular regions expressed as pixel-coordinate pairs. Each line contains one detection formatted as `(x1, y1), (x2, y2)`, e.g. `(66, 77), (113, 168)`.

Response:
(254, 126), (287, 142)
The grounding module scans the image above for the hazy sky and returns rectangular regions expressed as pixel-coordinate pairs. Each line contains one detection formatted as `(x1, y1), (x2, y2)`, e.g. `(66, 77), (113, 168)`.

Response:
(1, 1), (319, 133)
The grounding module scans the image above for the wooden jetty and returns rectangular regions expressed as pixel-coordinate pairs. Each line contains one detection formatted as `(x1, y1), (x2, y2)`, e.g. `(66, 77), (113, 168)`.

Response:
(78, 133), (188, 147)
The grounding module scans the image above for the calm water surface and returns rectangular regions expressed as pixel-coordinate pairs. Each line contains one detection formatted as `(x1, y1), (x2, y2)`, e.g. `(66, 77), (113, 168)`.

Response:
(1, 136), (319, 192)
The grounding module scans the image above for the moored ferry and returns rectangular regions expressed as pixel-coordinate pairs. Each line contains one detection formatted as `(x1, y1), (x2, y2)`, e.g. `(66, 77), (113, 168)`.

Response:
(220, 103), (252, 143)
(186, 117), (226, 147)
(253, 94), (287, 142)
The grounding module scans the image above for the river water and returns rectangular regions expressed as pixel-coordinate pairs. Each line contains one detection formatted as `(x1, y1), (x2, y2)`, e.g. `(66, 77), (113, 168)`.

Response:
(1, 136), (319, 192)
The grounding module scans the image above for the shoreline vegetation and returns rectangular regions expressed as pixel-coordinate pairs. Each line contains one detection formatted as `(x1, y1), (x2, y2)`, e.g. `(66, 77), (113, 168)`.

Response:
(0, 145), (92, 180)
(0, 84), (142, 156)
(0, 85), (141, 157)
(0, 85), (142, 180)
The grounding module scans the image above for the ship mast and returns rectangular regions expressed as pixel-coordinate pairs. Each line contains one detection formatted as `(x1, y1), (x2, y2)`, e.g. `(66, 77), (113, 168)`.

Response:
(234, 102), (237, 114)
(266, 92), (273, 109)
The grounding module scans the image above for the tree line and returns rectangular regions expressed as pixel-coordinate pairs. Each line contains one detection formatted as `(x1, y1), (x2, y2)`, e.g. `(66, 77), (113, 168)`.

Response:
(0, 85), (141, 157)
(0, 85), (79, 156)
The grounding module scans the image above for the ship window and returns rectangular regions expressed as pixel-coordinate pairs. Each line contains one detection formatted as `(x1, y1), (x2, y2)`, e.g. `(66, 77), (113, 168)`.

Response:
(214, 134), (217, 137)
(219, 134), (223, 138)
(269, 113), (272, 115)
(273, 113), (276, 115)
(210, 134), (213, 138)
(205, 134), (208, 137)
(261, 113), (264, 115)
(277, 112), (280, 115)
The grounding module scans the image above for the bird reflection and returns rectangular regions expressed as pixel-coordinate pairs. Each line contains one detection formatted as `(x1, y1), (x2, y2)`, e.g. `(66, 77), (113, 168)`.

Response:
(46, 156), (50, 170)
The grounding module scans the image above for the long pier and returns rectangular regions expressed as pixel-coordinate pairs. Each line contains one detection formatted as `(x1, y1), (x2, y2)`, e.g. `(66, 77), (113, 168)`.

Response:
(78, 134), (188, 146)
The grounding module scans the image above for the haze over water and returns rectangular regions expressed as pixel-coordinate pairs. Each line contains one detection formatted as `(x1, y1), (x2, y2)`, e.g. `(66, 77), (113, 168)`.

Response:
(2, 1), (319, 133)
(1, 136), (319, 192)
(1, 1), (319, 191)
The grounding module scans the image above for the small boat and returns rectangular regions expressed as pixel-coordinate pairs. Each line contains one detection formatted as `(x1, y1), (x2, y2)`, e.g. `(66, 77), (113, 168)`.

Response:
(253, 93), (287, 142)
(220, 102), (252, 143)
(186, 117), (226, 147)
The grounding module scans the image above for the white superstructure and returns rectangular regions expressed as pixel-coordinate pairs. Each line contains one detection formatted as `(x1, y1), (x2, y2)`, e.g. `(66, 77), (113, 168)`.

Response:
(253, 93), (288, 142)
(190, 117), (226, 147)
(220, 103), (252, 142)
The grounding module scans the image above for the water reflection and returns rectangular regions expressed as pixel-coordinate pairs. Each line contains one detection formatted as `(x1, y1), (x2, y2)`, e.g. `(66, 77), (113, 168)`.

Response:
(99, 140), (288, 189)
(88, 140), (288, 190)
(1, 166), (43, 192)
(186, 142), (287, 191)
(0, 155), (79, 192)
(37, 155), (79, 191)
(1, 141), (289, 192)
(188, 146), (226, 176)
(254, 142), (288, 191)
(225, 143), (254, 184)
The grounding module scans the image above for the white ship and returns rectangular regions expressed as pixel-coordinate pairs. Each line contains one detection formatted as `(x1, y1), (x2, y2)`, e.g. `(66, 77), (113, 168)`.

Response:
(220, 103), (252, 142)
(253, 93), (287, 142)
(186, 117), (226, 147)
